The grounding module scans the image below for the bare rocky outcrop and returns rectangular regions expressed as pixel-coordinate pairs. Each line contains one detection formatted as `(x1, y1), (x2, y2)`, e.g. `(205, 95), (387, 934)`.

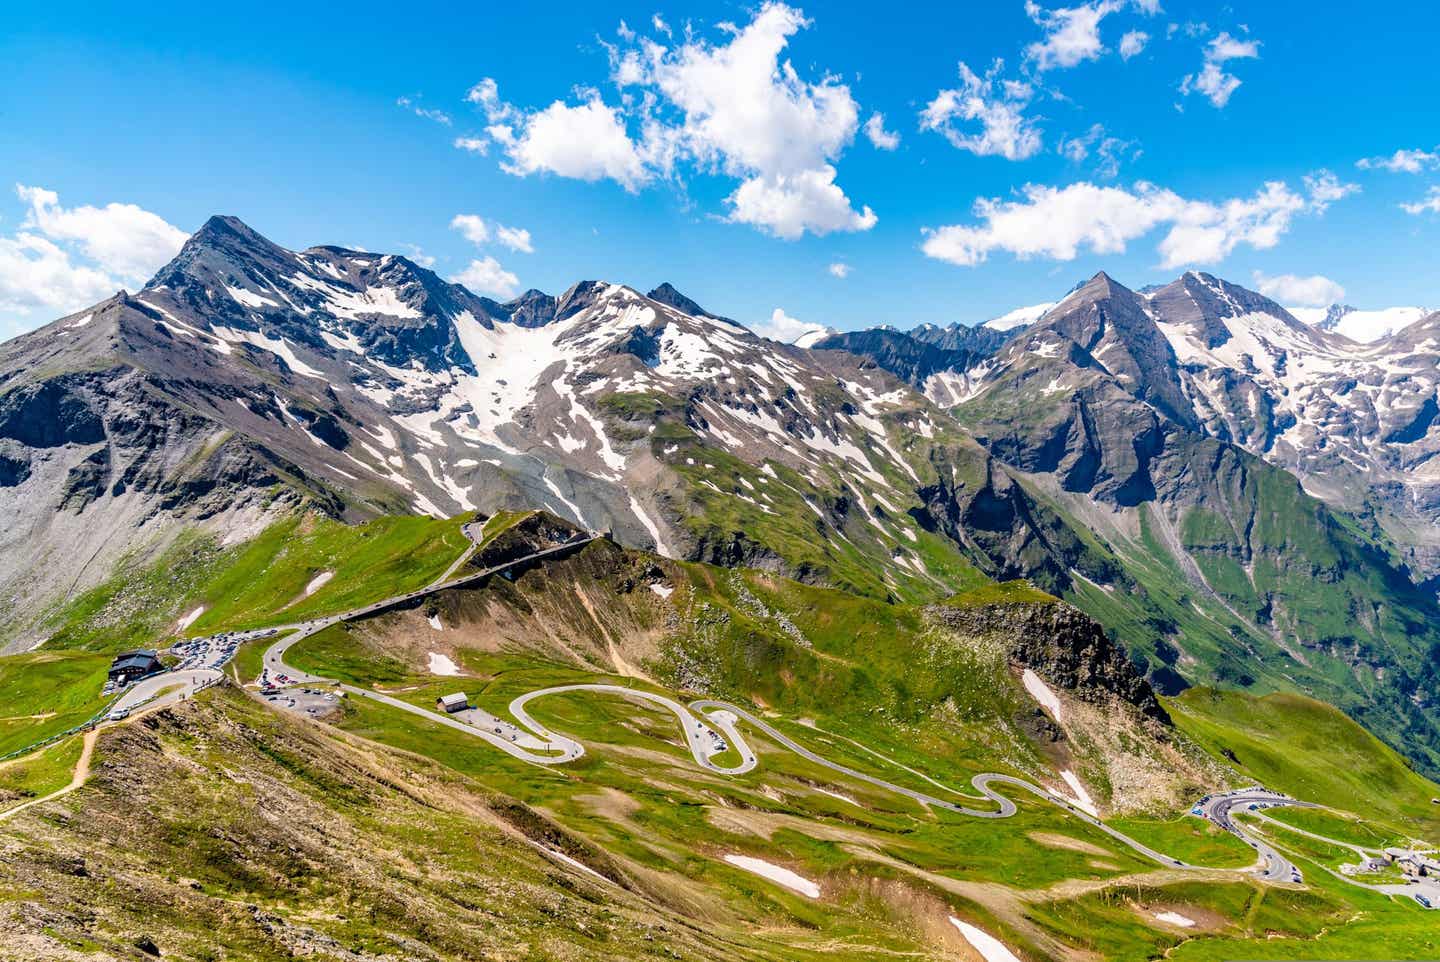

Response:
(927, 599), (1168, 726)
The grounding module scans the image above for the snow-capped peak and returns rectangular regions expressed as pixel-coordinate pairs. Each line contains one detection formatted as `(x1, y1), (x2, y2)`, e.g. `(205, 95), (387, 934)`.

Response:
(792, 327), (837, 349)
(984, 302), (1056, 331)
(1290, 303), (1433, 343)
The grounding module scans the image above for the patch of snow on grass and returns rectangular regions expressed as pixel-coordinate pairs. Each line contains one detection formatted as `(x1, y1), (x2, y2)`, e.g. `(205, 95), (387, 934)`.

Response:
(176, 606), (206, 631)
(648, 583), (674, 599)
(304, 571), (334, 596)
(427, 652), (460, 675)
(1060, 770), (1099, 817)
(948, 918), (1022, 962)
(528, 841), (613, 884)
(1153, 911), (1196, 928)
(722, 855), (820, 898)
(812, 786), (860, 806)
(1022, 668), (1063, 721)
(427, 614), (444, 631)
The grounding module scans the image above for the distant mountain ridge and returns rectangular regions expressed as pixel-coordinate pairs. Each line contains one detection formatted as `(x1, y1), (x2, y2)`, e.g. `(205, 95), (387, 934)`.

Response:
(4, 215), (1440, 778)
(1291, 302), (1434, 343)
(830, 269), (1440, 582)
(0, 215), (1095, 655)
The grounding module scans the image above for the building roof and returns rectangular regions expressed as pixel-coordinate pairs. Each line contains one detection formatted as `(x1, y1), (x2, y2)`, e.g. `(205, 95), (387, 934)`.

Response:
(110, 650), (161, 671)
(439, 692), (468, 706)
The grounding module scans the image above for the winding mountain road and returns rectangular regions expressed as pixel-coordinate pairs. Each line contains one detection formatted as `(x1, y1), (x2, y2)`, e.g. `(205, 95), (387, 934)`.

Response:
(100, 528), (1337, 892)
(113, 534), (598, 720)
(263, 614), (1304, 883)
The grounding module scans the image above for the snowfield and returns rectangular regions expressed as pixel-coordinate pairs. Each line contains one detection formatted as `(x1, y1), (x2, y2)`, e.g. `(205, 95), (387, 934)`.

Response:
(427, 652), (460, 675)
(303, 571), (334, 596)
(948, 917), (1022, 962)
(722, 855), (820, 898)
(1022, 668), (1064, 721)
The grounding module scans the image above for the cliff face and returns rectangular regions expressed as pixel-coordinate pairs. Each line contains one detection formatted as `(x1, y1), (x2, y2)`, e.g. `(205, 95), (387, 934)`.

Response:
(927, 599), (1168, 725)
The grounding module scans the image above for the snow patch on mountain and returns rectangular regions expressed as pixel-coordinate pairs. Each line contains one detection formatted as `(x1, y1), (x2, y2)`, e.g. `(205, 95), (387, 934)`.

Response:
(984, 302), (1055, 331)
(1297, 304), (1432, 343)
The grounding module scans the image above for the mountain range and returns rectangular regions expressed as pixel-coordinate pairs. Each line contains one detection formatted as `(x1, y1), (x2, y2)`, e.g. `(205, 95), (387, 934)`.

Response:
(3, 215), (1439, 778)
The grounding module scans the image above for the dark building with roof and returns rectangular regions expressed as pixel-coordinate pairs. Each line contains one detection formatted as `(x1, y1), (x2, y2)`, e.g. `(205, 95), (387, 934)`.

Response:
(108, 650), (162, 686)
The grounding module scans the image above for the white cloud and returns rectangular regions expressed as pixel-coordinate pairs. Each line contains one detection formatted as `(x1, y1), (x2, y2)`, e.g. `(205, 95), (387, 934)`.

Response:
(1252, 271), (1345, 307)
(1303, 170), (1359, 211)
(1179, 31), (1260, 108)
(458, 4), (875, 239)
(450, 213), (534, 256)
(863, 112), (900, 150)
(449, 214), (491, 245)
(487, 95), (651, 192)
(1133, 0), (1161, 13)
(2, 185), (188, 331)
(922, 173), (1352, 269)
(1119, 30), (1149, 59)
(452, 256), (520, 299)
(646, 5), (858, 178)
(652, 13), (672, 37)
(1024, 1), (1121, 72)
(754, 307), (827, 343)
(453, 137), (489, 155)
(1056, 123), (1137, 178)
(827, 262), (851, 278)
(921, 61), (1042, 161)
(1207, 31), (1261, 61)
(17, 184), (188, 285)
(495, 225), (534, 253)
(396, 96), (452, 126)
(727, 166), (877, 239)
(402, 244), (437, 268)
(1356, 147), (1440, 173)
(463, 78), (515, 123)
(1401, 187), (1440, 215)
(644, 2), (873, 235)
(1180, 62), (1240, 108)
(0, 232), (117, 325)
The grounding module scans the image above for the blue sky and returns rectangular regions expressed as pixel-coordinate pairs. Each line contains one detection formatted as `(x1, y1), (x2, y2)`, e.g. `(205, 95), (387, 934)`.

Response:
(3, 0), (1438, 340)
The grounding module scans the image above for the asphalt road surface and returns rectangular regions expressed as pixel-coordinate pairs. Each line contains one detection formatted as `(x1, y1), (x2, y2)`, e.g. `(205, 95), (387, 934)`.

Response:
(1200, 790), (1314, 882)
(109, 668), (222, 717)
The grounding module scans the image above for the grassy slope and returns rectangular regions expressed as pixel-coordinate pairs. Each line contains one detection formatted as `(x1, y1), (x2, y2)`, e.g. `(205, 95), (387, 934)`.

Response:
(4, 531), (1440, 958)
(40, 512), (469, 652)
(601, 387), (991, 606)
(0, 734), (85, 804)
(1020, 687), (1440, 960)
(0, 651), (111, 755)
(1047, 484), (1440, 779)
(278, 585), (1438, 960)
(954, 368), (1440, 781)
(1168, 687), (1440, 839)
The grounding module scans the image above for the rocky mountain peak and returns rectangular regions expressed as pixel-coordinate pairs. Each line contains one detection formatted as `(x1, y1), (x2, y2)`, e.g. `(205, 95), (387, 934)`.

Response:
(147, 213), (297, 293)
(502, 288), (558, 328)
(554, 280), (616, 323)
(647, 282), (708, 317)
(646, 282), (744, 328)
